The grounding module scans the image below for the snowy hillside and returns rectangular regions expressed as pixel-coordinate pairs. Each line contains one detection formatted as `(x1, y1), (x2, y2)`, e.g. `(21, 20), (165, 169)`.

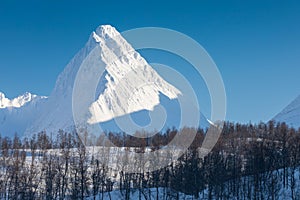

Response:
(273, 95), (300, 128)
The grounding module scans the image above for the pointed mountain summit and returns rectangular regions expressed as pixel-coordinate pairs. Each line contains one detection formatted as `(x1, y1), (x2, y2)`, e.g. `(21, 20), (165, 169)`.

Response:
(87, 26), (181, 124)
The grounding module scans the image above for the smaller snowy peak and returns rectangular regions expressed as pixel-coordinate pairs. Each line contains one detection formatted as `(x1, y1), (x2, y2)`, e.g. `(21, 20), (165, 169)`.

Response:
(273, 94), (300, 128)
(0, 92), (47, 109)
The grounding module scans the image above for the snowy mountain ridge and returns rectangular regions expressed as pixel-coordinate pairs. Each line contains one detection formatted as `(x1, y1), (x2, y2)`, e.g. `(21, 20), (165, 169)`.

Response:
(0, 92), (47, 109)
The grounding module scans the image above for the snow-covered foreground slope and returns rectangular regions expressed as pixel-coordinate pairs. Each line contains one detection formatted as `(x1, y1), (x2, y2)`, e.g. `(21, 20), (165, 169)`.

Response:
(0, 92), (47, 136)
(85, 187), (195, 200)
(273, 95), (300, 128)
(93, 169), (300, 200)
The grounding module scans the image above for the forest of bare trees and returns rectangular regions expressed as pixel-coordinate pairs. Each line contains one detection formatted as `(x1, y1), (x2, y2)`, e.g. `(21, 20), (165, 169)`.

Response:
(0, 121), (300, 199)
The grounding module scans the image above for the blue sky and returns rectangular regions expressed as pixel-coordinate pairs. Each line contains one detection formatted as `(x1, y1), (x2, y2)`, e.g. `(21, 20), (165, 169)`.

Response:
(0, 0), (299, 123)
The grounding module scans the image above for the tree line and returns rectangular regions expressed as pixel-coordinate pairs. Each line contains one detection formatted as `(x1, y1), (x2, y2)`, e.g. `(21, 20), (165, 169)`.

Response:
(0, 121), (300, 199)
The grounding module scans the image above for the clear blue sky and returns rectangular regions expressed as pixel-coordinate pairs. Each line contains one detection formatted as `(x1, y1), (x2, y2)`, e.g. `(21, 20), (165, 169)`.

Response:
(0, 0), (300, 123)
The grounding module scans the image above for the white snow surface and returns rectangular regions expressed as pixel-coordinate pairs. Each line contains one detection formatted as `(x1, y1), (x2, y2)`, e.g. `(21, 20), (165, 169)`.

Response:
(273, 95), (300, 128)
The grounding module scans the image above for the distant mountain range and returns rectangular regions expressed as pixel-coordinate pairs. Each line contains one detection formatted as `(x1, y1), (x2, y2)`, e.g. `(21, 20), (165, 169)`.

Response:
(0, 25), (209, 137)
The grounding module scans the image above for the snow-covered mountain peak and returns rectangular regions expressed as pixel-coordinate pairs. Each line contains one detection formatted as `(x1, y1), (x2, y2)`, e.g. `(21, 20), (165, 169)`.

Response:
(0, 24), (208, 136)
(82, 26), (182, 124)
(95, 25), (120, 38)
(91, 25), (120, 44)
